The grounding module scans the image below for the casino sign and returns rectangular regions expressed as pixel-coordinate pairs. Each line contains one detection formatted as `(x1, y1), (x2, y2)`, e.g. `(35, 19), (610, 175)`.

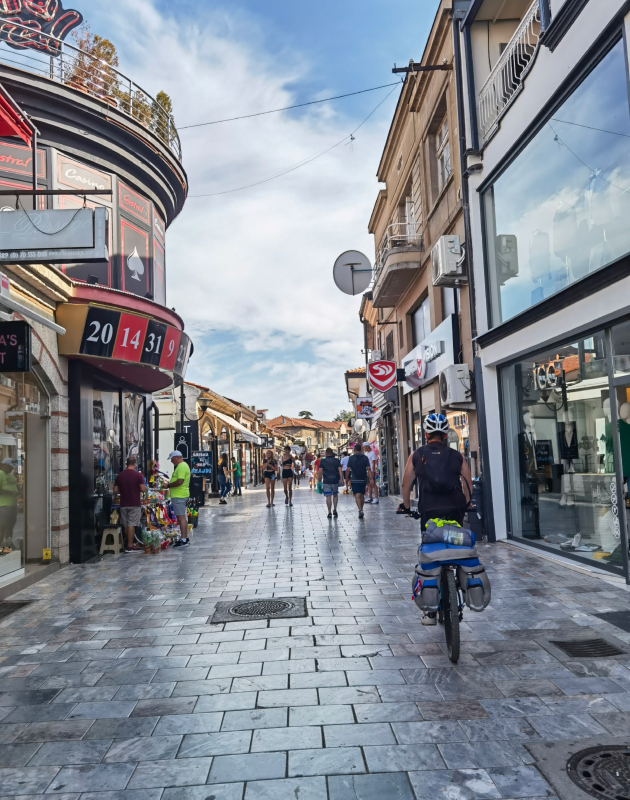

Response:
(55, 283), (191, 392)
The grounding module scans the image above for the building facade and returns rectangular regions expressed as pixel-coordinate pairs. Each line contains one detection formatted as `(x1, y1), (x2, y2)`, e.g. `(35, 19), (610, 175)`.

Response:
(364, 0), (478, 498)
(460, 0), (630, 577)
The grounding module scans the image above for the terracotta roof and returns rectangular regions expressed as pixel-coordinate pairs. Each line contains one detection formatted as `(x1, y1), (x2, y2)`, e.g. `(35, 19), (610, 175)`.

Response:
(185, 380), (210, 391)
(312, 420), (345, 430)
(267, 415), (320, 430)
(345, 367), (366, 374)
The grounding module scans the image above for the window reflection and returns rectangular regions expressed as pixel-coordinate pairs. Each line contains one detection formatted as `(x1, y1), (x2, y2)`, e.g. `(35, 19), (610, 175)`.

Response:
(485, 39), (630, 324)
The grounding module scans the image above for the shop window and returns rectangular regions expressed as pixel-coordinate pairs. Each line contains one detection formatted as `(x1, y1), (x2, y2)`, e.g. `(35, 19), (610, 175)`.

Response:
(484, 39), (630, 325)
(124, 393), (146, 471)
(501, 332), (623, 569)
(0, 371), (49, 579)
(411, 296), (431, 347)
(93, 390), (121, 545)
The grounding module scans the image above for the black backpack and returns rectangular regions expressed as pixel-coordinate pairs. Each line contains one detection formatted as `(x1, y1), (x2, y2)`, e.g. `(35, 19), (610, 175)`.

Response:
(414, 445), (462, 495)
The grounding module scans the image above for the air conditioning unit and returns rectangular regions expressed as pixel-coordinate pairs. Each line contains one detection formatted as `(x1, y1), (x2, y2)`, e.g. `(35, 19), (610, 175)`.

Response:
(439, 364), (471, 406)
(431, 235), (466, 287)
(495, 234), (519, 286)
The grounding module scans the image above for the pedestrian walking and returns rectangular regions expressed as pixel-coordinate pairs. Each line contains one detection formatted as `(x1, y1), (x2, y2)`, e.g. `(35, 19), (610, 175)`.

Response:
(293, 455), (302, 488)
(317, 447), (343, 519)
(340, 451), (350, 493)
(231, 456), (242, 496)
(305, 464), (314, 489)
(218, 453), (231, 504)
(113, 456), (147, 553)
(364, 443), (379, 504)
(262, 449), (277, 507)
(281, 445), (294, 506)
(346, 443), (372, 519)
(167, 450), (191, 548)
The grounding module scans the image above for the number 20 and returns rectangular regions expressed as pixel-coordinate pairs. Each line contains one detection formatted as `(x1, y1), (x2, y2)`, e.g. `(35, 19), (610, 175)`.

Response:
(86, 320), (113, 345)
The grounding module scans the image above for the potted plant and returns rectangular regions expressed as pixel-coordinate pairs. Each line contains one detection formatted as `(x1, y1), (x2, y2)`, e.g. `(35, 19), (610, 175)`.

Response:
(151, 532), (160, 554)
(142, 530), (152, 554)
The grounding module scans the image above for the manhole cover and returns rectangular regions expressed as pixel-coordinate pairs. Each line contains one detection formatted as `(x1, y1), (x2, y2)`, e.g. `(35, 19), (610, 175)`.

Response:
(231, 600), (291, 617)
(594, 611), (630, 633)
(551, 638), (624, 658)
(210, 596), (307, 624)
(568, 745), (630, 799)
(0, 601), (32, 621)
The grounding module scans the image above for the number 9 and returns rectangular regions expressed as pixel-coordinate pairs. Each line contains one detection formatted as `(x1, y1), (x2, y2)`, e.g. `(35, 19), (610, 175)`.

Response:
(168, 340), (175, 356)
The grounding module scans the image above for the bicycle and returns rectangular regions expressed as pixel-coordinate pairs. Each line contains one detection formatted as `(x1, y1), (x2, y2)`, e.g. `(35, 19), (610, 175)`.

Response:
(436, 565), (462, 663)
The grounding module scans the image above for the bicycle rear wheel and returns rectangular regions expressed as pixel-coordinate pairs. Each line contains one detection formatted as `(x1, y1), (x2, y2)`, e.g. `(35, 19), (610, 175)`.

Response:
(443, 568), (460, 663)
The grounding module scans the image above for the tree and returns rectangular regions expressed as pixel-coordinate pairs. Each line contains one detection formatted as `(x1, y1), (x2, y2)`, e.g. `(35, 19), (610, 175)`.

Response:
(298, 411), (314, 419)
(69, 25), (119, 97)
(334, 410), (353, 423)
(153, 90), (175, 144)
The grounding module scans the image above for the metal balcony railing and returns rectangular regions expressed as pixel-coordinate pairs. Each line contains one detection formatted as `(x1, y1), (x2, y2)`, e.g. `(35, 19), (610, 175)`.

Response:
(374, 221), (423, 279)
(477, 0), (541, 142)
(0, 21), (181, 161)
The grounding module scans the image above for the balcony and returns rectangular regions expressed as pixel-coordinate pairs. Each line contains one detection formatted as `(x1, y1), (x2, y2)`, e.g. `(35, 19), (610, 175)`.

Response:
(477, 0), (542, 142)
(0, 21), (181, 161)
(372, 222), (423, 308)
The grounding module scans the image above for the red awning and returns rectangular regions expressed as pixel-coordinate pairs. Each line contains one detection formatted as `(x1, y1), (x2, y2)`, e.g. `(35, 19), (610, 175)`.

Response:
(0, 84), (34, 147)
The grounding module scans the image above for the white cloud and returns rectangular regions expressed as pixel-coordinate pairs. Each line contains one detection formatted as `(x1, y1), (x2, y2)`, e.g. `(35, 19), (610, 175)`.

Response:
(87, 0), (396, 418)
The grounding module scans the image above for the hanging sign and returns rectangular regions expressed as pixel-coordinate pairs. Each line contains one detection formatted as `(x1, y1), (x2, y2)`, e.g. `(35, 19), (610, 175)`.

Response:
(0, 320), (31, 371)
(367, 360), (397, 392)
(356, 397), (375, 419)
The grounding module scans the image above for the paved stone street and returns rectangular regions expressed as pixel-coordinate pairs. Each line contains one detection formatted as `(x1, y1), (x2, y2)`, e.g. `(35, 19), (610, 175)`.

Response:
(2, 487), (630, 799)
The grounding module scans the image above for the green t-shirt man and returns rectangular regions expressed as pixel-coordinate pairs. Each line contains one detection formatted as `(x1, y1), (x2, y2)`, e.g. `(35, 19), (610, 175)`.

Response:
(0, 466), (17, 507)
(233, 461), (242, 478)
(170, 461), (190, 498)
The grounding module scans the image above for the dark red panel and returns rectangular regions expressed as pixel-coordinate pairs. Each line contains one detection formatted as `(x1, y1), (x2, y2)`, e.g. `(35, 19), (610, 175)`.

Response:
(119, 182), (150, 225)
(111, 313), (149, 363)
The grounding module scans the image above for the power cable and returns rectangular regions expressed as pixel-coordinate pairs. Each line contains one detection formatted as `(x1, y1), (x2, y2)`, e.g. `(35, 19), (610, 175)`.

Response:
(179, 81), (402, 129)
(551, 118), (630, 139)
(188, 83), (401, 198)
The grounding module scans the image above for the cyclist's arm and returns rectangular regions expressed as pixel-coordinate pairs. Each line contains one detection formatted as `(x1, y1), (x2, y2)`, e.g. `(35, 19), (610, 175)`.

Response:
(460, 459), (472, 503)
(401, 454), (415, 509)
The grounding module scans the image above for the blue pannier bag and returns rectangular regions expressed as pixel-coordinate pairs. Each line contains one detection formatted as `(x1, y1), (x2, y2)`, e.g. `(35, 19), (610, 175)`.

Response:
(412, 521), (491, 612)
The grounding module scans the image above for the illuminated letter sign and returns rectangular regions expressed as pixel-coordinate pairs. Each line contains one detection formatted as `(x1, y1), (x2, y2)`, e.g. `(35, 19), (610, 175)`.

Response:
(0, 2), (83, 55)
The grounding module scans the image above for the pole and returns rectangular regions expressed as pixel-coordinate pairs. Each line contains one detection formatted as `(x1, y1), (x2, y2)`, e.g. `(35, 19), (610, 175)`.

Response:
(179, 381), (185, 440)
(31, 128), (37, 206)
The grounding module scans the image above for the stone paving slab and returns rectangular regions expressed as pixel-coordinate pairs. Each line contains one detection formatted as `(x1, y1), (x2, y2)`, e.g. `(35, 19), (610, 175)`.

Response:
(2, 486), (630, 797)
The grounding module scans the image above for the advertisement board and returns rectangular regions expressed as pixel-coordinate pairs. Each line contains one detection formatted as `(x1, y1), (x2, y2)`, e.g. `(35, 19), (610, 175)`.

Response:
(367, 360), (397, 392)
(191, 451), (212, 477)
(356, 397), (374, 419)
(401, 314), (458, 395)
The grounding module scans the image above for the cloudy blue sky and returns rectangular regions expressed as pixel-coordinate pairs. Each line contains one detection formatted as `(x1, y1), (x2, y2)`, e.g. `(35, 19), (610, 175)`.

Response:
(72, 0), (437, 419)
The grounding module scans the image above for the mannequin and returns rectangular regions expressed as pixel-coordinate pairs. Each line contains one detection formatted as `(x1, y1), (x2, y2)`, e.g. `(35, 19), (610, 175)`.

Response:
(558, 408), (578, 507)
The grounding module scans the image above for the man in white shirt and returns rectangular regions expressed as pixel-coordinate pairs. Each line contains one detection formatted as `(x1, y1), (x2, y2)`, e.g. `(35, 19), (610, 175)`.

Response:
(363, 443), (379, 503)
(340, 451), (350, 493)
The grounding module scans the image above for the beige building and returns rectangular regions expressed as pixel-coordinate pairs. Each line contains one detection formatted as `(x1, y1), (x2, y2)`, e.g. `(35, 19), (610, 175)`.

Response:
(363, 0), (478, 494)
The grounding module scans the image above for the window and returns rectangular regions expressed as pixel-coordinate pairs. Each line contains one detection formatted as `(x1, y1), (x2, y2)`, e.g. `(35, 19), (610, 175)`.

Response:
(411, 296), (431, 347)
(436, 118), (451, 192)
(386, 330), (394, 361)
(398, 320), (404, 351)
(483, 39), (630, 325)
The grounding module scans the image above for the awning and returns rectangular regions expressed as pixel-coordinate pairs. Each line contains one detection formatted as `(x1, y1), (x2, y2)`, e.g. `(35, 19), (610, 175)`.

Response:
(210, 408), (262, 446)
(0, 84), (35, 147)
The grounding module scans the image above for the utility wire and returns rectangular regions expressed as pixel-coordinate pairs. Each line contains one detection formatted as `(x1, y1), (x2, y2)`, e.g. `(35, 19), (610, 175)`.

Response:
(551, 118), (630, 139)
(180, 81), (402, 129)
(188, 83), (401, 198)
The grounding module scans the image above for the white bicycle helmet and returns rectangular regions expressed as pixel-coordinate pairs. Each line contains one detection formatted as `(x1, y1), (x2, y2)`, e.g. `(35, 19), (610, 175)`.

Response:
(423, 413), (449, 434)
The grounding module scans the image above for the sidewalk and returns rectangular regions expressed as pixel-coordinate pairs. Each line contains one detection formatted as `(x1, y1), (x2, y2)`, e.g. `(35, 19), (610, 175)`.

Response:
(0, 485), (629, 798)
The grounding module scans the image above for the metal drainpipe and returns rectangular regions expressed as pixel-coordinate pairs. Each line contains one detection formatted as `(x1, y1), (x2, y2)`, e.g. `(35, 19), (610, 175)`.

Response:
(452, 10), (496, 542)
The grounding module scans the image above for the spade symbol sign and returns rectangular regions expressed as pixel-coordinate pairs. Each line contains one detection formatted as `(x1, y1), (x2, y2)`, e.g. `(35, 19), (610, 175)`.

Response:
(127, 246), (145, 282)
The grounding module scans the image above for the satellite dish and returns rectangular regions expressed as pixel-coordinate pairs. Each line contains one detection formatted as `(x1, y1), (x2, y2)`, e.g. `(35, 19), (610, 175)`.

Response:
(354, 419), (369, 434)
(333, 250), (372, 296)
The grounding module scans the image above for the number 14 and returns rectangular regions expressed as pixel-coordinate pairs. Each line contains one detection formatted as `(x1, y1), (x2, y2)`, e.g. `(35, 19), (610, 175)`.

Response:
(120, 328), (141, 349)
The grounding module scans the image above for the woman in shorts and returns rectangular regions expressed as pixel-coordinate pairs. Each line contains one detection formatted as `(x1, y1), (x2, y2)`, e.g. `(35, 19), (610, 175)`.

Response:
(281, 445), (294, 506)
(262, 450), (277, 507)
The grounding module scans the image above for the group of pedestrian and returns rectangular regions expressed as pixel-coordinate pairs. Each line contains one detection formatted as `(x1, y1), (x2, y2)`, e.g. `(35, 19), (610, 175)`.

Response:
(217, 454), (242, 505)
(316, 442), (379, 519)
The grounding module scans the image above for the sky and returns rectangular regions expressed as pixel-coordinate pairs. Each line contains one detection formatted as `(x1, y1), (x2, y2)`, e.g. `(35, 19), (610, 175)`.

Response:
(71, 0), (437, 419)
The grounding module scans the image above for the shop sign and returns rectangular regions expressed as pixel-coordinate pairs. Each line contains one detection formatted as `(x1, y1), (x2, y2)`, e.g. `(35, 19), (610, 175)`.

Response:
(356, 397), (374, 418)
(0, 320), (31, 371)
(0, 207), (108, 264)
(119, 183), (150, 225)
(401, 314), (457, 395)
(0, 2), (83, 55)
(57, 155), (111, 200)
(191, 450), (212, 477)
(62, 304), (190, 379)
(534, 361), (562, 390)
(0, 141), (45, 178)
(367, 360), (397, 392)
(120, 218), (150, 296)
(153, 210), (165, 244)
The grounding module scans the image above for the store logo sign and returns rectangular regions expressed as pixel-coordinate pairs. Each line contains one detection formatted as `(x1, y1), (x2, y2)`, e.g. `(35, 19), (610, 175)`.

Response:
(404, 357), (427, 389)
(535, 362), (562, 390)
(367, 360), (397, 392)
(423, 340), (444, 363)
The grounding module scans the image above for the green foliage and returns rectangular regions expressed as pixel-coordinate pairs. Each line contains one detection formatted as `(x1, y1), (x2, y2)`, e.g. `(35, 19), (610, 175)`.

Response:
(333, 410), (353, 423)
(298, 411), (314, 419)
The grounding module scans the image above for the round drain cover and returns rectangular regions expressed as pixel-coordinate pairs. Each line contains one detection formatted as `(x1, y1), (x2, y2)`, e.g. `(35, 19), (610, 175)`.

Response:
(229, 599), (291, 618)
(568, 745), (630, 800)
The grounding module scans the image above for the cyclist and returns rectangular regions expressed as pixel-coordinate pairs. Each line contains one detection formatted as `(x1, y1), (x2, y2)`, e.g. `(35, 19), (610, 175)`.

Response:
(400, 413), (472, 625)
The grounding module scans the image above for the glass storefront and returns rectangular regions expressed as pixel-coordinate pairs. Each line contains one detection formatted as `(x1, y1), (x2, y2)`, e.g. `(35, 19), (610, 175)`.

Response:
(93, 390), (121, 546)
(484, 38), (630, 325)
(501, 329), (626, 569)
(0, 371), (49, 580)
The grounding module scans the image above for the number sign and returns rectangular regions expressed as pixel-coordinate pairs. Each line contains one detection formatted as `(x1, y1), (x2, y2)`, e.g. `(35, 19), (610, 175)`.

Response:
(140, 319), (168, 366)
(80, 307), (119, 358)
(159, 327), (182, 371)
(112, 313), (150, 362)
(0, 321), (31, 371)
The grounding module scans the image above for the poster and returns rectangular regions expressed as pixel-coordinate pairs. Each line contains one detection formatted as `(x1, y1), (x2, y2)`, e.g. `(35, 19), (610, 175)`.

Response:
(356, 396), (374, 419)
(191, 451), (213, 477)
